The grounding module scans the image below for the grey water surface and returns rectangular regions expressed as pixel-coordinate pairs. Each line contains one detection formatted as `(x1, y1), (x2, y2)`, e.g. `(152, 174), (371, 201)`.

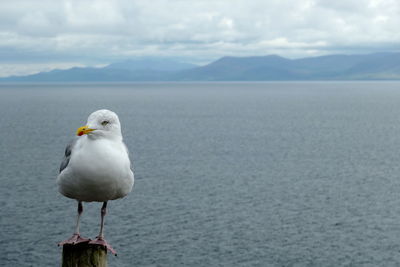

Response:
(1, 82), (400, 266)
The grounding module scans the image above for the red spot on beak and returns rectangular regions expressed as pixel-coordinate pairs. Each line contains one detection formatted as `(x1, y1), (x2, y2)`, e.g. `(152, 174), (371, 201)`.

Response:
(78, 131), (84, 136)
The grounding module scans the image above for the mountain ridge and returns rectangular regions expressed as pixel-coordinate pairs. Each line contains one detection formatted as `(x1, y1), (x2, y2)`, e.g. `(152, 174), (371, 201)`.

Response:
(2, 53), (400, 82)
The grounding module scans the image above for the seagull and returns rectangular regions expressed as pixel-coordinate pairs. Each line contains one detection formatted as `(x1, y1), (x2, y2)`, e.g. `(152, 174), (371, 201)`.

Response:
(57, 109), (134, 255)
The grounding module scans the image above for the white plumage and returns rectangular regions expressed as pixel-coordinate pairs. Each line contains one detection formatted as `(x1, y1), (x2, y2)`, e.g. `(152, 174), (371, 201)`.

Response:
(58, 109), (134, 201)
(57, 109), (134, 254)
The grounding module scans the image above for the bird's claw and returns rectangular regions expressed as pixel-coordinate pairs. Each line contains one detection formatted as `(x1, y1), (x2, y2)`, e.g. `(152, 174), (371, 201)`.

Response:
(89, 236), (117, 255)
(58, 233), (90, 246)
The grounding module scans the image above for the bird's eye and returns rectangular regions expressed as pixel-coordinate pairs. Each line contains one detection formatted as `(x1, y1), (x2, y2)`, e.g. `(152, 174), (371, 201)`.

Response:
(101, 120), (109, 126)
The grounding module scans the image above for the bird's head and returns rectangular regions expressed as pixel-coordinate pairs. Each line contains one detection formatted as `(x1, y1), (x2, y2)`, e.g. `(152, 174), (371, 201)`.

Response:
(76, 109), (122, 139)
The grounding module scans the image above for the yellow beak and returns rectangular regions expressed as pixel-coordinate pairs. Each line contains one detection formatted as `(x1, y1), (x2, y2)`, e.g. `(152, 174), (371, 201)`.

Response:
(76, 125), (95, 136)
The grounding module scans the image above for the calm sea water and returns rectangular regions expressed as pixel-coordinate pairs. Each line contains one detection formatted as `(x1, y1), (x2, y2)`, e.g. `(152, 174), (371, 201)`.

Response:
(2, 82), (400, 266)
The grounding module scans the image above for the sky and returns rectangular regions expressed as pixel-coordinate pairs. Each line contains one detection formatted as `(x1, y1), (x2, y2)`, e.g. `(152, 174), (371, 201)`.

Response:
(0, 0), (399, 77)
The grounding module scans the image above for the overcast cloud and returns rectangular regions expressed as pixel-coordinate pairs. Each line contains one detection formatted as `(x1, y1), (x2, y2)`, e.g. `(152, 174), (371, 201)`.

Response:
(0, 0), (399, 76)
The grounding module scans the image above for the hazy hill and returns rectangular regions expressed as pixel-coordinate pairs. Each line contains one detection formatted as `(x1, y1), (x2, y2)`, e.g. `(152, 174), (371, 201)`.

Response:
(174, 52), (400, 80)
(105, 58), (197, 72)
(1, 58), (197, 82)
(2, 53), (400, 82)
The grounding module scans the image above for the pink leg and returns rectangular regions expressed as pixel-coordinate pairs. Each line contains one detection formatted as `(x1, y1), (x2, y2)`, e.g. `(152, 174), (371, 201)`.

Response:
(58, 201), (90, 246)
(89, 201), (117, 255)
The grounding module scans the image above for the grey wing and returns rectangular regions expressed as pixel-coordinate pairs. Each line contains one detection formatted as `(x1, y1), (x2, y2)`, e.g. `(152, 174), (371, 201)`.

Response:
(59, 138), (78, 173)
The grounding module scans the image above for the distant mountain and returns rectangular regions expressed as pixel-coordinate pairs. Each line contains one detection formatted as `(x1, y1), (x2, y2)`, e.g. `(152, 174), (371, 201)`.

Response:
(0, 58), (198, 82)
(2, 53), (400, 82)
(2, 67), (172, 82)
(173, 53), (400, 80)
(105, 58), (197, 72)
(173, 55), (293, 80)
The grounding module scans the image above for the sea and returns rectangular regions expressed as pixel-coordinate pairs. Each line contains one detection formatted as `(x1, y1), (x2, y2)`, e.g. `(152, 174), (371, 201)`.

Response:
(1, 82), (400, 266)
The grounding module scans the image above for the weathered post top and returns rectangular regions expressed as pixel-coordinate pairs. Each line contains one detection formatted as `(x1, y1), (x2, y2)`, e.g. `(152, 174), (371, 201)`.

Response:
(62, 243), (108, 267)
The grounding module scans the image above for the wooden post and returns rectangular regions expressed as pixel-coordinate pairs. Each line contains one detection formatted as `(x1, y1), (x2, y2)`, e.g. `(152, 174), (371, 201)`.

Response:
(62, 243), (108, 267)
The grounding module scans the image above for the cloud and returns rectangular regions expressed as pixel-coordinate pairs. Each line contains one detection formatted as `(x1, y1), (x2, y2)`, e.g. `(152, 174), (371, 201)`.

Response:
(0, 0), (399, 76)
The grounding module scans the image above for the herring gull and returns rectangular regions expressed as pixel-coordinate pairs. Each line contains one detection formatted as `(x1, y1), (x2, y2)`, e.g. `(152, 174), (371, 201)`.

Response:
(57, 109), (134, 255)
